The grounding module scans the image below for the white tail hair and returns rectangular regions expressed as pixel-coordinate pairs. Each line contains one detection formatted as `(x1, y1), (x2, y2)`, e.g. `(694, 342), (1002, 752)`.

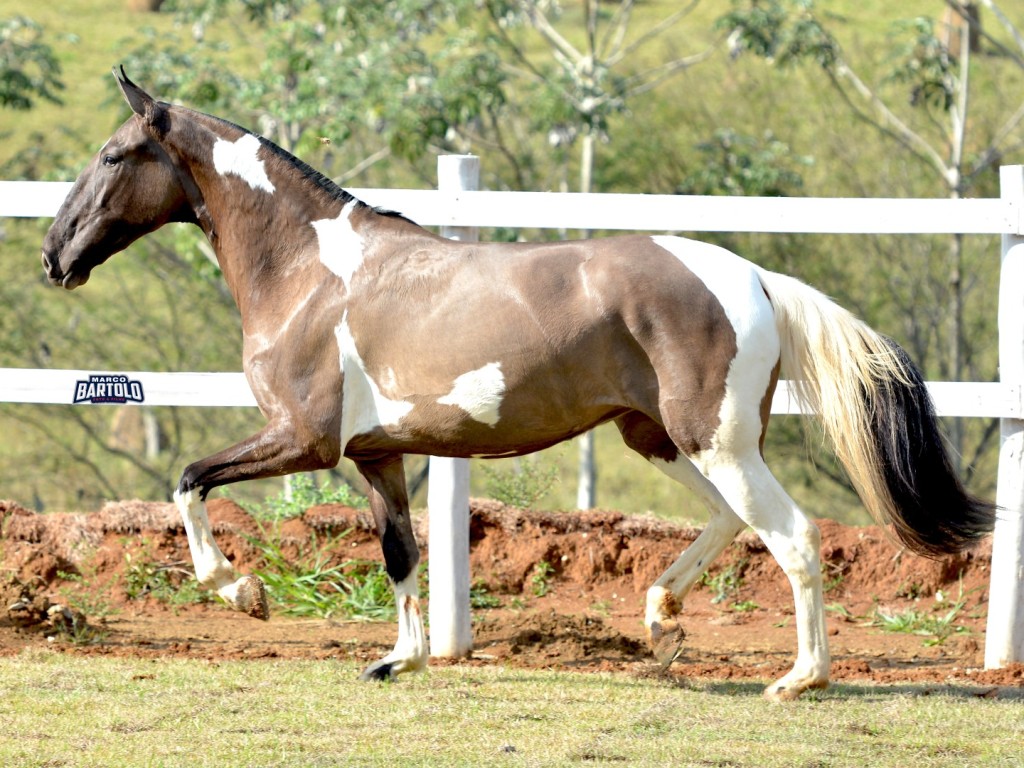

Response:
(754, 267), (994, 556)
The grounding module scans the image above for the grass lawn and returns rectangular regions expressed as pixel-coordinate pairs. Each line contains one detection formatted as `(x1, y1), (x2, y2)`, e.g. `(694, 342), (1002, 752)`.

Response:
(1, 652), (1021, 767)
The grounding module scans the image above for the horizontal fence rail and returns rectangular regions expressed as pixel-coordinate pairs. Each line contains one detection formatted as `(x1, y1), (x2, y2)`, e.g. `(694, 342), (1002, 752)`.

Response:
(0, 369), (257, 408)
(4, 180), (1022, 234)
(1, 369), (1018, 419)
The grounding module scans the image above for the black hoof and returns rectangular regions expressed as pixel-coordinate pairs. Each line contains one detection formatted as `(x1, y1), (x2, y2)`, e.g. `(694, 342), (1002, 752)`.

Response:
(358, 662), (395, 682)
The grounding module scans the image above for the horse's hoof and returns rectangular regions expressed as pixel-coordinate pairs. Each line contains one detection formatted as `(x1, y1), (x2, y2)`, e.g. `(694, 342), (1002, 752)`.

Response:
(358, 662), (395, 682)
(236, 575), (270, 621)
(763, 677), (828, 702)
(649, 619), (685, 667)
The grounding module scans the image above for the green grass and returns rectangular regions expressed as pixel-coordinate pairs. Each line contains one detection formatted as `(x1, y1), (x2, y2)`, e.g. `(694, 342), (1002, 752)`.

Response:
(870, 582), (978, 647)
(701, 559), (750, 605)
(0, 653), (1022, 767)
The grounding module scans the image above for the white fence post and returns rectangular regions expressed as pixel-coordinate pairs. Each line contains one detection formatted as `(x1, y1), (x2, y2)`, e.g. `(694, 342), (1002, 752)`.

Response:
(985, 165), (1024, 668)
(427, 155), (478, 659)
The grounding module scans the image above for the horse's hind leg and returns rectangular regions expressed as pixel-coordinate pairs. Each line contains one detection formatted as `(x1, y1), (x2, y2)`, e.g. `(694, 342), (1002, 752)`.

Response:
(644, 458), (747, 663)
(620, 414), (829, 700)
(699, 449), (830, 701)
(617, 416), (747, 664)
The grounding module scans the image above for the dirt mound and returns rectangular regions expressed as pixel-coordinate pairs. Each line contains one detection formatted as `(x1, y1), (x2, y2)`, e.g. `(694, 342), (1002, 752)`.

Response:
(2, 497), (1019, 690)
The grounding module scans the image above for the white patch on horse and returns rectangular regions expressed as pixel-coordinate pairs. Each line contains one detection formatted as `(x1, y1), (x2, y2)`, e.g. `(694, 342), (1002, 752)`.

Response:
(335, 312), (413, 452)
(651, 235), (779, 449)
(437, 362), (506, 426)
(361, 572), (427, 678)
(311, 200), (364, 289)
(212, 133), (275, 194)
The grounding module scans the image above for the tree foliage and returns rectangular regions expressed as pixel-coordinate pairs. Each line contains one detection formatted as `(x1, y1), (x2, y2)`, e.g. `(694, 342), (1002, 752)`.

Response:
(121, 0), (508, 173)
(0, 16), (64, 111)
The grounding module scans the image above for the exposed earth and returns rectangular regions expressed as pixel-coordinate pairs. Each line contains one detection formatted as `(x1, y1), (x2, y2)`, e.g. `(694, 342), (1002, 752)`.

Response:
(2, 498), (1022, 693)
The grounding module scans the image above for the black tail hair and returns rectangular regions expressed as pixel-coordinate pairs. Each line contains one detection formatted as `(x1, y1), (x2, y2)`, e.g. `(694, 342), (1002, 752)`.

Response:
(870, 339), (996, 557)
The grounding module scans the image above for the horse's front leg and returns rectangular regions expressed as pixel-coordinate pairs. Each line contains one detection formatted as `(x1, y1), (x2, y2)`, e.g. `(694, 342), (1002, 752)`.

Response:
(355, 454), (427, 681)
(174, 487), (270, 619)
(175, 418), (340, 620)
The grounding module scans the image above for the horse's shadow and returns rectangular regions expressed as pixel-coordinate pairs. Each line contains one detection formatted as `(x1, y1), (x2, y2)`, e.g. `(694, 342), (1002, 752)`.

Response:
(697, 679), (1024, 701)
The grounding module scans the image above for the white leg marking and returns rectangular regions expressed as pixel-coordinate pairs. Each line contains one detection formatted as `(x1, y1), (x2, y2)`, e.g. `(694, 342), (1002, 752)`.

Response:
(212, 133), (275, 194)
(335, 313), (413, 453)
(701, 453), (830, 700)
(437, 362), (506, 426)
(642, 456), (747, 663)
(174, 489), (268, 618)
(359, 572), (428, 680)
(643, 242), (828, 697)
(646, 457), (746, 606)
(174, 488), (235, 588)
(311, 200), (365, 289)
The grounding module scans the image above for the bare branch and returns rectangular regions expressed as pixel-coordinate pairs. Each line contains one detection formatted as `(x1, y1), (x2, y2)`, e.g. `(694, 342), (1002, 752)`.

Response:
(623, 47), (718, 97)
(599, 0), (635, 62)
(335, 146), (391, 185)
(516, 0), (583, 65)
(608, 0), (702, 68)
(828, 61), (953, 186)
(968, 0), (1024, 60)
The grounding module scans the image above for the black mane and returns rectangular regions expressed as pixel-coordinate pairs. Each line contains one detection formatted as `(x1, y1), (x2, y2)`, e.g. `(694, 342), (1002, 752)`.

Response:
(189, 106), (412, 222)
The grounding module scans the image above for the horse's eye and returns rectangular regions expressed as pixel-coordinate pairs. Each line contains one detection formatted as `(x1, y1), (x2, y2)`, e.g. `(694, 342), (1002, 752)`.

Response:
(102, 154), (121, 168)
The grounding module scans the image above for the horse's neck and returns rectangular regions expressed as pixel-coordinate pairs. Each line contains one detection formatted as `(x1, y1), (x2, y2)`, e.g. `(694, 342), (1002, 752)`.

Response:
(176, 127), (337, 313)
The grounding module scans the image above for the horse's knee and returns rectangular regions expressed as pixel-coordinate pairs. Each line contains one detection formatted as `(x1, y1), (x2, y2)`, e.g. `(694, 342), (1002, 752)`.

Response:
(176, 462), (206, 497)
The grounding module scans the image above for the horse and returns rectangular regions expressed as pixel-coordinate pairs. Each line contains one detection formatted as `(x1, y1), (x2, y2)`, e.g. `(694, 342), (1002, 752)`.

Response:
(41, 69), (994, 701)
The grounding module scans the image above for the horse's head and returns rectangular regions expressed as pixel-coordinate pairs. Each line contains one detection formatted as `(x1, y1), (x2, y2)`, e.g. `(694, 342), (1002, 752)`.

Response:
(41, 68), (195, 289)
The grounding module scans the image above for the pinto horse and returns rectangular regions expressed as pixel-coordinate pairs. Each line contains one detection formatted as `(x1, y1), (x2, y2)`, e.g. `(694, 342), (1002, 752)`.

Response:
(42, 70), (994, 700)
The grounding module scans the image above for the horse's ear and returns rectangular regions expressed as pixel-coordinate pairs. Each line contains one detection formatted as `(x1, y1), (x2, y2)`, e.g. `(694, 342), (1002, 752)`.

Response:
(113, 66), (164, 126)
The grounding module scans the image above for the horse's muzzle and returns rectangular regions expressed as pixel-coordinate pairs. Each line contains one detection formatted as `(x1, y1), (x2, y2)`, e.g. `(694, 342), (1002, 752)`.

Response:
(40, 249), (83, 289)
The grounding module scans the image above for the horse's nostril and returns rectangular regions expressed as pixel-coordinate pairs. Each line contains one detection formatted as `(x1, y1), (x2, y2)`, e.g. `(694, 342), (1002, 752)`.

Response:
(41, 250), (64, 285)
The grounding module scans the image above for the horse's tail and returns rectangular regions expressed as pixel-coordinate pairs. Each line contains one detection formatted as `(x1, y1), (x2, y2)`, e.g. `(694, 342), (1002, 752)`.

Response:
(755, 268), (995, 557)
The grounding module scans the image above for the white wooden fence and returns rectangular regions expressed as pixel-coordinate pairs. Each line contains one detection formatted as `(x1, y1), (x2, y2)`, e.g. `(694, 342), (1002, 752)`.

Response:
(2, 160), (1023, 670)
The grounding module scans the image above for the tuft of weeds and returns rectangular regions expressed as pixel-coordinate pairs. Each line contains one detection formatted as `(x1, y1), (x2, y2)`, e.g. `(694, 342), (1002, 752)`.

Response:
(700, 559), (748, 605)
(46, 603), (108, 645)
(56, 568), (117, 620)
(530, 560), (555, 597)
(470, 580), (502, 609)
(821, 561), (846, 592)
(245, 474), (369, 522)
(825, 602), (854, 620)
(246, 522), (395, 621)
(870, 579), (976, 647)
(731, 600), (759, 612)
(122, 548), (212, 607)
(481, 457), (560, 509)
